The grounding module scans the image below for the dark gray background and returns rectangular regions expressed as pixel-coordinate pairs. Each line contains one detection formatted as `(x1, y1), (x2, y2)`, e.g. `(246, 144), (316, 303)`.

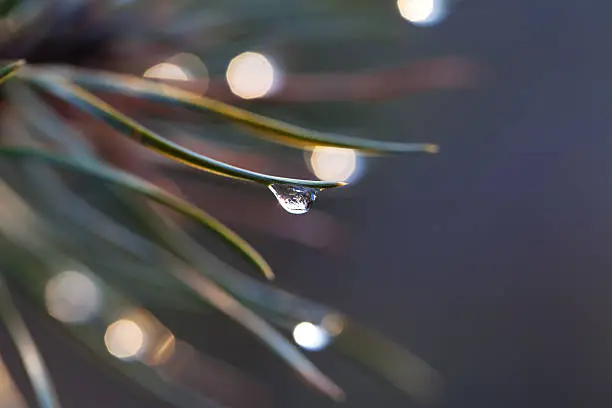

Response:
(5, 1), (612, 407)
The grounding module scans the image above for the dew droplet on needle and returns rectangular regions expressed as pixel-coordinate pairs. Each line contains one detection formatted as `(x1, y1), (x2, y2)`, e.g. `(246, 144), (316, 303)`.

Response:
(269, 184), (319, 214)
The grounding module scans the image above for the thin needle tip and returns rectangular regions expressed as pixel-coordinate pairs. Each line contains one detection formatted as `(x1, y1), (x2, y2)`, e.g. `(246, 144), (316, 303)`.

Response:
(327, 385), (346, 403)
(313, 377), (345, 403)
(334, 390), (347, 403)
(263, 268), (276, 281)
(425, 144), (440, 154)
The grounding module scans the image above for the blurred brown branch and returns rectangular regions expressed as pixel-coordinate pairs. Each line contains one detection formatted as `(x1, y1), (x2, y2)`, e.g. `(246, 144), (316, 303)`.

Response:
(206, 56), (486, 102)
(87, 56), (486, 121)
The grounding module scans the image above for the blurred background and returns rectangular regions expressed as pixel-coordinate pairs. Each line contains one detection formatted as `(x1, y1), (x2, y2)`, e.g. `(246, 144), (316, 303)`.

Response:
(0, 0), (611, 407)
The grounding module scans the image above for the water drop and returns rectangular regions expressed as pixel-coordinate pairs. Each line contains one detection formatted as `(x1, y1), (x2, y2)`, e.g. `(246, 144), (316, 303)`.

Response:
(269, 184), (319, 215)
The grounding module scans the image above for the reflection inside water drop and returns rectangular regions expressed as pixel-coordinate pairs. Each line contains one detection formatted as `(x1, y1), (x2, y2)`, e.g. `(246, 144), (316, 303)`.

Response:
(269, 184), (319, 215)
